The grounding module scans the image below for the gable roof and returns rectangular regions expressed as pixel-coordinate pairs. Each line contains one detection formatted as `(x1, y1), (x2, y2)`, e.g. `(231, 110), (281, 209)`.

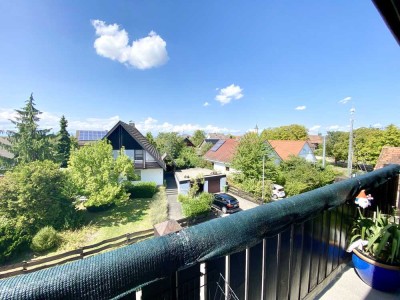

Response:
(268, 140), (310, 161)
(375, 146), (400, 169)
(206, 133), (231, 140)
(308, 135), (323, 145)
(104, 121), (166, 170)
(203, 139), (238, 164)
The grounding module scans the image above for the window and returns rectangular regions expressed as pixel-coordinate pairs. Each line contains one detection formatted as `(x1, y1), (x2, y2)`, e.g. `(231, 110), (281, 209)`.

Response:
(225, 166), (230, 171)
(134, 150), (144, 160)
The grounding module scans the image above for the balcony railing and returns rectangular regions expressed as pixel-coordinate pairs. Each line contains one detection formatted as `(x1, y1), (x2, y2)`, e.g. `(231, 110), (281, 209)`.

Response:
(0, 165), (399, 299)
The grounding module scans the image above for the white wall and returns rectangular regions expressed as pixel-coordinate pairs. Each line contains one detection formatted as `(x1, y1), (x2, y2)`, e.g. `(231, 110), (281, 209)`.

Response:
(213, 161), (237, 175)
(220, 177), (227, 191)
(204, 180), (209, 193)
(178, 181), (190, 195)
(299, 144), (317, 163)
(139, 168), (164, 186)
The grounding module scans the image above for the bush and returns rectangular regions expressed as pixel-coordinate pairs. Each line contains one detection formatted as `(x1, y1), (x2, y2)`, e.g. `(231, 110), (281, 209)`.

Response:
(125, 182), (157, 198)
(180, 192), (213, 218)
(0, 217), (30, 264)
(31, 226), (61, 253)
(0, 160), (79, 231)
(149, 187), (168, 225)
(84, 183), (127, 208)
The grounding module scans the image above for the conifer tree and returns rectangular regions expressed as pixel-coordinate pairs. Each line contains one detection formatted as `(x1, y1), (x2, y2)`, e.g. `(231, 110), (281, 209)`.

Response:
(57, 115), (71, 167)
(5, 94), (53, 164)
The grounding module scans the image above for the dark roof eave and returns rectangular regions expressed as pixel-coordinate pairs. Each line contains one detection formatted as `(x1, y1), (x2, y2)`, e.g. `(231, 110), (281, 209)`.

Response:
(373, 0), (400, 45)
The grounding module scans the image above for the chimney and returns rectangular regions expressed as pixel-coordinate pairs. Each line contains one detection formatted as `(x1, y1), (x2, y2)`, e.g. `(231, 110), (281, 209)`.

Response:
(129, 120), (135, 127)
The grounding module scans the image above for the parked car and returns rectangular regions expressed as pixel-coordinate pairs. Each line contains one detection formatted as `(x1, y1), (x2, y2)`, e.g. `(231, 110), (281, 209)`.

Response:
(272, 184), (285, 200)
(212, 193), (240, 214)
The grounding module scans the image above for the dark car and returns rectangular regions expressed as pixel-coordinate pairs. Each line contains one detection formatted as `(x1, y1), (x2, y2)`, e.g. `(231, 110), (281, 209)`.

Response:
(212, 193), (240, 214)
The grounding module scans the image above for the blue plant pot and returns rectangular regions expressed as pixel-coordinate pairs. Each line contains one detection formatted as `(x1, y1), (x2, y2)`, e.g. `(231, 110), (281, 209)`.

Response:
(352, 249), (400, 293)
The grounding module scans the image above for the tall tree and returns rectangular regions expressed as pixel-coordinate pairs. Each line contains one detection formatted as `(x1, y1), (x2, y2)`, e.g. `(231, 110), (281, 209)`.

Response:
(261, 124), (308, 141)
(191, 130), (206, 147)
(231, 132), (278, 181)
(326, 131), (349, 163)
(155, 132), (184, 159)
(68, 140), (134, 208)
(4, 94), (53, 164)
(146, 132), (156, 147)
(57, 115), (71, 168)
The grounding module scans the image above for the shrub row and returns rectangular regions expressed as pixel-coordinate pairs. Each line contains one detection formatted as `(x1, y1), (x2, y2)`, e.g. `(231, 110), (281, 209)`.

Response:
(179, 192), (213, 218)
(124, 181), (158, 198)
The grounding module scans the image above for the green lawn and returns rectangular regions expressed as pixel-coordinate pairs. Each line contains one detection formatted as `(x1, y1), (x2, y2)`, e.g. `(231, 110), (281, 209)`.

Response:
(57, 197), (154, 252)
(1, 191), (167, 267)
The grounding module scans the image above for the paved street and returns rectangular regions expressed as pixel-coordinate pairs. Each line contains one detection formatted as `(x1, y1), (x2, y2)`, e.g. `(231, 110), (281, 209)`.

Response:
(226, 192), (260, 211)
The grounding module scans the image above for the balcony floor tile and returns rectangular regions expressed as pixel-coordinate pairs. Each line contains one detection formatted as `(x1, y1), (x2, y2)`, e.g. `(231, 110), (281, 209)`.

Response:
(317, 264), (400, 300)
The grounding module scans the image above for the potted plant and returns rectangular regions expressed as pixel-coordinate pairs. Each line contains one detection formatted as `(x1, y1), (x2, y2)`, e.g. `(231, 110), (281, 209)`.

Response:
(347, 190), (400, 292)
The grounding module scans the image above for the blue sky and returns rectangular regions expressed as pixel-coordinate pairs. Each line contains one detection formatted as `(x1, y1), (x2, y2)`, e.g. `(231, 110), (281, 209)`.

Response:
(0, 1), (399, 136)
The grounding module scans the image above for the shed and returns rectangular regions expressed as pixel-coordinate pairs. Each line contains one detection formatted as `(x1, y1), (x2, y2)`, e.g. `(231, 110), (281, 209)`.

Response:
(174, 168), (227, 195)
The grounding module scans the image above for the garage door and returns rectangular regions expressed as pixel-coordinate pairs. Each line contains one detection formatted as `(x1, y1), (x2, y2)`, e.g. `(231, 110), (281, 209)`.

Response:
(207, 177), (220, 193)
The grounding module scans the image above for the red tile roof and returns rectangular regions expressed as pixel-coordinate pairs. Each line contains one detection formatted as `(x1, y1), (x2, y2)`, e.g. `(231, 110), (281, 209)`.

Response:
(375, 146), (400, 169)
(203, 139), (238, 163)
(268, 140), (309, 161)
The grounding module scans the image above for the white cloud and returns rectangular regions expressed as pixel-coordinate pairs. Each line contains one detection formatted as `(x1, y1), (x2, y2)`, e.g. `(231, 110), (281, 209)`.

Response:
(308, 125), (321, 134)
(328, 125), (340, 131)
(372, 123), (382, 128)
(91, 20), (168, 70)
(203, 102), (210, 107)
(295, 105), (306, 110)
(134, 117), (238, 134)
(339, 96), (351, 104)
(0, 109), (238, 136)
(215, 84), (243, 105)
(69, 116), (121, 132)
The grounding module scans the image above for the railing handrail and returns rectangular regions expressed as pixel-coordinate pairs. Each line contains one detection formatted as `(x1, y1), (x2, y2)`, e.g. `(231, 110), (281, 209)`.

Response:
(0, 164), (399, 299)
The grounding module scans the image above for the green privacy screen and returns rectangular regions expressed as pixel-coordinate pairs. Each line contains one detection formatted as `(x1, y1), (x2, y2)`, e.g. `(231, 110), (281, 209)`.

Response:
(0, 164), (399, 299)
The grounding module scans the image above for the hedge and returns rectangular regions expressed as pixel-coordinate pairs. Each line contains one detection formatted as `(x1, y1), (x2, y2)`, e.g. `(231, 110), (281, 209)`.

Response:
(125, 182), (158, 198)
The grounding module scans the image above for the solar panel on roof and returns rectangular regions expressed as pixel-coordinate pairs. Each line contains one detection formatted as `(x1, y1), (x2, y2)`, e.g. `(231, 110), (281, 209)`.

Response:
(210, 140), (225, 152)
(77, 130), (107, 141)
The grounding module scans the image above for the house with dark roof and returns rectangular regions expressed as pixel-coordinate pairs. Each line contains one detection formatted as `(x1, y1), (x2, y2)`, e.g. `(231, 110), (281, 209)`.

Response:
(198, 133), (232, 149)
(375, 146), (400, 169)
(268, 140), (317, 163)
(103, 121), (166, 185)
(182, 136), (195, 147)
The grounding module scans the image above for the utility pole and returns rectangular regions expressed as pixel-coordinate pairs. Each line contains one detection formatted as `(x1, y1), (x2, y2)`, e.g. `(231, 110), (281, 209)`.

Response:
(322, 135), (326, 168)
(347, 108), (355, 177)
(262, 155), (265, 201)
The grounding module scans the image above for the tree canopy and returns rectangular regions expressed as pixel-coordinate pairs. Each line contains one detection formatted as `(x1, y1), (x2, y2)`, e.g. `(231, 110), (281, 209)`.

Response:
(191, 130), (206, 147)
(1, 94), (54, 165)
(231, 132), (279, 181)
(68, 140), (134, 208)
(326, 125), (400, 165)
(155, 132), (184, 159)
(279, 156), (336, 196)
(261, 124), (308, 141)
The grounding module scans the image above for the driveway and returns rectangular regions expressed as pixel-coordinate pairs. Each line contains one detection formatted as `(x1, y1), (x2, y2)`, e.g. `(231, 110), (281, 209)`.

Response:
(165, 173), (183, 220)
(226, 192), (259, 211)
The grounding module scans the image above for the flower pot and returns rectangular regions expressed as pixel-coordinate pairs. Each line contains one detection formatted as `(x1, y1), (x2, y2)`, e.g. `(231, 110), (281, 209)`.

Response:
(352, 249), (400, 292)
